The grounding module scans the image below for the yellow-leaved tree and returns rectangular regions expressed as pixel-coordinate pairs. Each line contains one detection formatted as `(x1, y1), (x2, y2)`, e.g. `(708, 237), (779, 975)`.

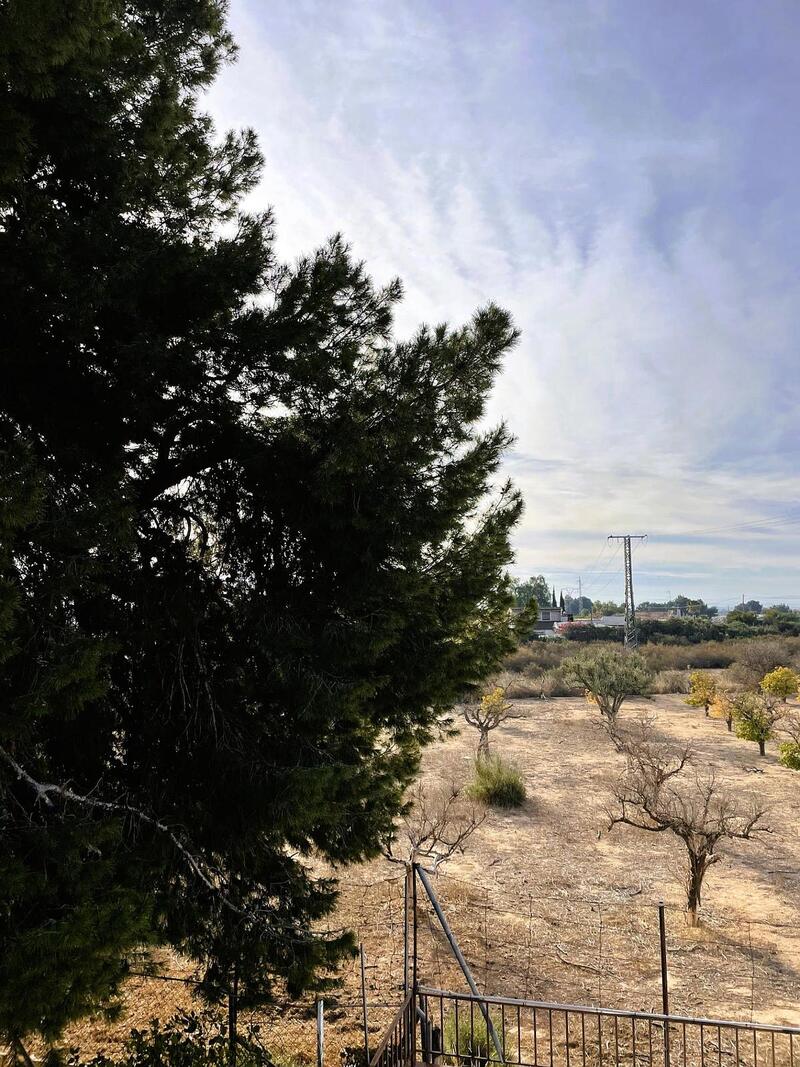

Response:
(760, 666), (799, 703)
(710, 689), (735, 732)
(463, 686), (512, 759)
(686, 671), (717, 717)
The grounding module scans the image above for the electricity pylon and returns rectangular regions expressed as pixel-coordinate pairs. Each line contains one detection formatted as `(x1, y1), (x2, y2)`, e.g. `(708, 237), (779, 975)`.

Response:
(608, 534), (647, 648)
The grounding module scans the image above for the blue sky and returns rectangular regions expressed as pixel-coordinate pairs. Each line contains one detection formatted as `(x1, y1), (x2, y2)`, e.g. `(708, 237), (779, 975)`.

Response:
(207, 1), (800, 609)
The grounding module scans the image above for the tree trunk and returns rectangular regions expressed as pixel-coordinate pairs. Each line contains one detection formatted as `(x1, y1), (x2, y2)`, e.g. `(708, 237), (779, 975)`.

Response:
(477, 730), (490, 760)
(686, 855), (703, 926)
(726, 717), (732, 732)
(704, 702), (710, 717)
(759, 739), (766, 756)
(228, 966), (239, 1067)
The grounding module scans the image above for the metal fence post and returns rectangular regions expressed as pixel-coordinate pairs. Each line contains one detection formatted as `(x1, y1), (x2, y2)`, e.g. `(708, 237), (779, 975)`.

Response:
(659, 901), (670, 1067)
(360, 943), (370, 1066)
(316, 996), (324, 1067)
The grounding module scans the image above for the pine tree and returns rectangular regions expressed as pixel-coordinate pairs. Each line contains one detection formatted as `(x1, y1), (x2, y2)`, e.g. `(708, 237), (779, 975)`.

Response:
(0, 0), (528, 1052)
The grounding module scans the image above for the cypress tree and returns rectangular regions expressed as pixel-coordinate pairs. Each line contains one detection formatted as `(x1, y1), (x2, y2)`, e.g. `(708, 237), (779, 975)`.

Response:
(0, 0), (531, 1052)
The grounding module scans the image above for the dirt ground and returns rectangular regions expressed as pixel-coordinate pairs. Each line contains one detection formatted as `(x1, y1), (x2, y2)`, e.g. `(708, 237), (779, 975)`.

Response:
(51, 695), (800, 1062)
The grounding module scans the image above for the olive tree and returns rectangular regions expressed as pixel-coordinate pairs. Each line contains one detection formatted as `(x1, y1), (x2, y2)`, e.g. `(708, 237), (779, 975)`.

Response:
(564, 649), (653, 727)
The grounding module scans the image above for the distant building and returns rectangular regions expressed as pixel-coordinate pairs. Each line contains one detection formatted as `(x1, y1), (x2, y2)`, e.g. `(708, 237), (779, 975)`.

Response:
(532, 587), (573, 637)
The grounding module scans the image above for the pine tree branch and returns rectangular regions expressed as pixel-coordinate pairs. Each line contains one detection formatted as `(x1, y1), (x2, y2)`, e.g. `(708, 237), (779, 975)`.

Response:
(0, 742), (231, 907)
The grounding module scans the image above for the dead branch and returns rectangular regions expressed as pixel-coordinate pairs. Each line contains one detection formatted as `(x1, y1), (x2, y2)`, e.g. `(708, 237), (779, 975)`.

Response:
(384, 777), (485, 871)
(605, 723), (770, 925)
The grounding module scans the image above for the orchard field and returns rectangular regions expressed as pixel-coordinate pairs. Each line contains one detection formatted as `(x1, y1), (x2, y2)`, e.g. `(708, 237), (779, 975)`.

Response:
(57, 689), (800, 1063)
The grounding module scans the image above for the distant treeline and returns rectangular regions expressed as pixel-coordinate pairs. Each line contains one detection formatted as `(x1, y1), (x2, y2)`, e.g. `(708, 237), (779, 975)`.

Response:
(557, 613), (800, 645)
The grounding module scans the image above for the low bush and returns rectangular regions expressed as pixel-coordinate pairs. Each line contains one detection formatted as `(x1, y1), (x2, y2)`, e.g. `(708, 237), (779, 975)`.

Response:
(653, 669), (689, 694)
(538, 667), (580, 697)
(443, 1007), (506, 1065)
(494, 670), (542, 699)
(779, 741), (800, 770)
(469, 756), (526, 808)
(72, 1012), (270, 1067)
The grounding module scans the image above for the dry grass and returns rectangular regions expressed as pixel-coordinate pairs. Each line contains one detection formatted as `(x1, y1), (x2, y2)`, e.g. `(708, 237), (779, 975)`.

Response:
(49, 694), (800, 1064)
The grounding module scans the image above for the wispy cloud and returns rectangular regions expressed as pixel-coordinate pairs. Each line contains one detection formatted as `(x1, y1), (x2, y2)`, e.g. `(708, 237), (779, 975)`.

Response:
(207, 0), (800, 606)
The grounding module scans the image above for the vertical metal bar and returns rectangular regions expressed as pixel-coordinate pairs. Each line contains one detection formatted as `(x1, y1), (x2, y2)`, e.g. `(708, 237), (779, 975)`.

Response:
(517, 1004), (522, 1066)
(412, 864), (419, 1067)
(549, 1008), (554, 1067)
(403, 869), (410, 996)
(566, 1012), (571, 1067)
(455, 999), (460, 1064)
(412, 864), (419, 994)
(659, 903), (669, 1015)
(735, 1029), (739, 1067)
(582, 1013), (587, 1067)
(360, 944), (370, 1067)
(598, 1014), (603, 1067)
(316, 997), (324, 1067)
(469, 999), (475, 1064)
(659, 902), (670, 1067)
(682, 1023), (687, 1067)
(718, 1027), (722, 1067)
(771, 1033), (776, 1067)
(614, 1016), (619, 1067)
(502, 1003), (507, 1063)
(701, 1024), (705, 1067)
(632, 1018), (637, 1067)
(534, 1007), (538, 1067)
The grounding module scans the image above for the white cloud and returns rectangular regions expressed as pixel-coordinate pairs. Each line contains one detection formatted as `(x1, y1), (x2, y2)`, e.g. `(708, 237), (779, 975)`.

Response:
(206, 0), (800, 605)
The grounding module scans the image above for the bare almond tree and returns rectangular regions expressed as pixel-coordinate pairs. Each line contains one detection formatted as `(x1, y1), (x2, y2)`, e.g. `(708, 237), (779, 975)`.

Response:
(607, 728), (770, 925)
(463, 686), (512, 759)
(384, 777), (486, 871)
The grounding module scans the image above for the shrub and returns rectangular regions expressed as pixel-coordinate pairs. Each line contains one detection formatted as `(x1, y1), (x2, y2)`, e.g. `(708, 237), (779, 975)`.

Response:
(495, 670), (542, 699)
(73, 1012), (270, 1067)
(469, 756), (526, 808)
(653, 669), (689, 694)
(779, 742), (800, 770)
(538, 667), (580, 697)
(444, 1006), (505, 1065)
(728, 638), (794, 689)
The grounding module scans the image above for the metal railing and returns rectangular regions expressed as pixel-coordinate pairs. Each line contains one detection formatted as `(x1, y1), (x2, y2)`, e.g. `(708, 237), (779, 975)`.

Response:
(368, 992), (416, 1067)
(415, 987), (800, 1067)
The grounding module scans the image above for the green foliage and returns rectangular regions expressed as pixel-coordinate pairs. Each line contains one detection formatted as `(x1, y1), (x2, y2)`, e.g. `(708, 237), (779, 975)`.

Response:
(779, 742), (800, 771)
(468, 756), (526, 808)
(71, 1011), (267, 1067)
(732, 693), (780, 754)
(443, 1007), (506, 1064)
(0, 0), (525, 1045)
(561, 623), (624, 643)
(511, 575), (549, 612)
(760, 666), (799, 701)
(563, 649), (653, 721)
